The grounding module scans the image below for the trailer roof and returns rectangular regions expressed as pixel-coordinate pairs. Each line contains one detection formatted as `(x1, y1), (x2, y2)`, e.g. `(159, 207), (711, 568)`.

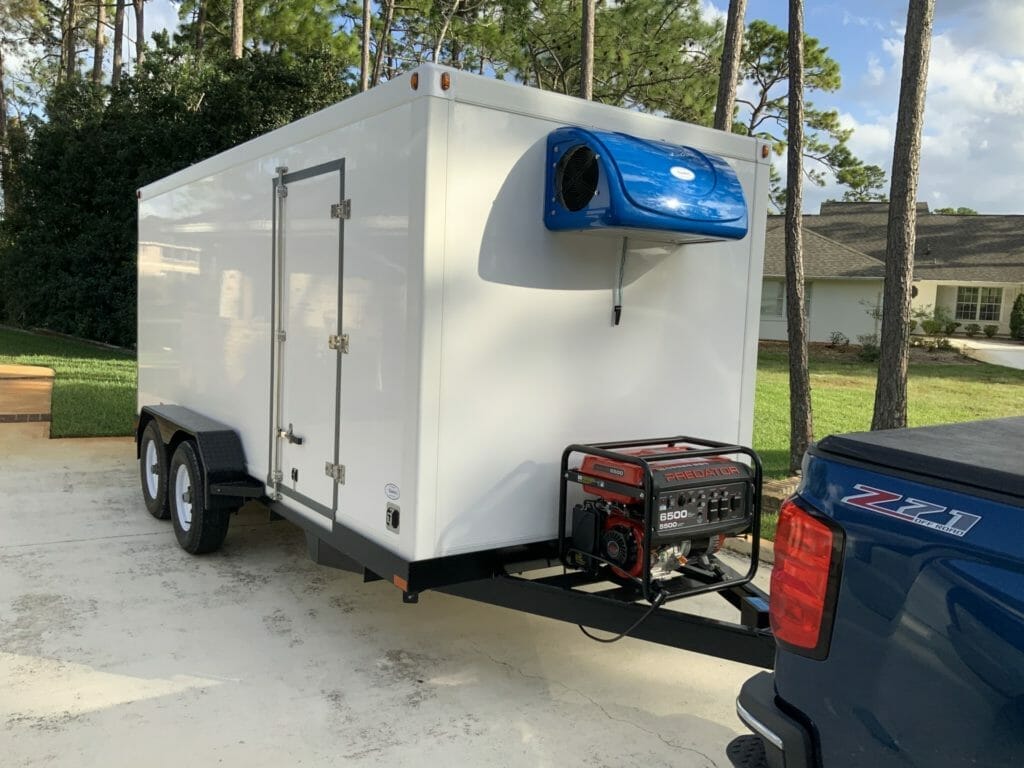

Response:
(139, 64), (767, 199)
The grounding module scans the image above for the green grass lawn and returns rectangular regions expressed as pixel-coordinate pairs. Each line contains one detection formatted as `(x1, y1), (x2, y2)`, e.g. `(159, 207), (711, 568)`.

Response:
(0, 327), (136, 437)
(753, 343), (1024, 540)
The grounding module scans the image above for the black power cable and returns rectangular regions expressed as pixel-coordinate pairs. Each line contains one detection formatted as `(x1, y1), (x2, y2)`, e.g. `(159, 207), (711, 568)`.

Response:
(578, 590), (667, 644)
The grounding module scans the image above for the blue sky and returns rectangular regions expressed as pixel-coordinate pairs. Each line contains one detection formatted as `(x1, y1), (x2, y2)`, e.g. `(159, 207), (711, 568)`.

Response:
(52, 0), (1024, 216)
(705, 0), (1024, 215)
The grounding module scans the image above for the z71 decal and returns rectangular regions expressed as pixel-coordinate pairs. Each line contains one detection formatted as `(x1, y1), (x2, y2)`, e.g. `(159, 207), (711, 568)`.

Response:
(841, 484), (981, 538)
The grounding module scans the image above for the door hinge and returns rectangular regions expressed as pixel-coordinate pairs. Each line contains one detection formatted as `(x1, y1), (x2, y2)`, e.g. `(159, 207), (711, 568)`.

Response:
(276, 329), (287, 342)
(331, 200), (351, 219)
(328, 333), (349, 353)
(325, 462), (346, 484)
(275, 166), (288, 198)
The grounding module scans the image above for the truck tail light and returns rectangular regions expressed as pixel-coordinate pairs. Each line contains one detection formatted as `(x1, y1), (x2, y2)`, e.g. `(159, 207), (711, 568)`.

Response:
(770, 497), (843, 659)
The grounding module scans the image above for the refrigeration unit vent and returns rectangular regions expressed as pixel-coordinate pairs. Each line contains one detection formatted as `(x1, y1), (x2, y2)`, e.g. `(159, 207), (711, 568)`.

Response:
(544, 127), (748, 244)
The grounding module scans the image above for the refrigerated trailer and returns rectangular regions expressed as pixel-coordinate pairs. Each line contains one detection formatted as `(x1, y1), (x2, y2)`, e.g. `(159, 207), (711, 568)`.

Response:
(136, 64), (775, 666)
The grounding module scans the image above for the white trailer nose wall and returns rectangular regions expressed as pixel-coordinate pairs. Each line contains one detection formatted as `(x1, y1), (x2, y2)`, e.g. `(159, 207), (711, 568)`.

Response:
(138, 64), (770, 567)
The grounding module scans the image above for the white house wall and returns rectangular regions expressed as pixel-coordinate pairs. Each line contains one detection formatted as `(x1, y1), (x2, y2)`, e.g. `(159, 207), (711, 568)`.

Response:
(760, 279), (881, 343)
(917, 281), (1024, 336)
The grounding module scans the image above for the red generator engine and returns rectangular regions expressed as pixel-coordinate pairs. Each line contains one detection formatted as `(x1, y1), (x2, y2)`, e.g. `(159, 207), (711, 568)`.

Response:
(559, 437), (761, 603)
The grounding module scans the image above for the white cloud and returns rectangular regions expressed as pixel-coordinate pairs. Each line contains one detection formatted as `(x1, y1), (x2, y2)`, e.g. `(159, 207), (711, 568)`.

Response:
(842, 11), (885, 32)
(698, 0), (727, 25)
(934, 0), (1024, 58)
(146, 0), (182, 40)
(802, 22), (1024, 214)
(865, 55), (884, 87)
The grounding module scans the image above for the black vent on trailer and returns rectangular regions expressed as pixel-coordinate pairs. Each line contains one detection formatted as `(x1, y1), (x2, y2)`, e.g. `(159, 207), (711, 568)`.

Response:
(556, 145), (600, 212)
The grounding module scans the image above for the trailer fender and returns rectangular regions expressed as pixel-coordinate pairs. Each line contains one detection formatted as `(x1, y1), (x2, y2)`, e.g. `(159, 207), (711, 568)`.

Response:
(137, 405), (264, 507)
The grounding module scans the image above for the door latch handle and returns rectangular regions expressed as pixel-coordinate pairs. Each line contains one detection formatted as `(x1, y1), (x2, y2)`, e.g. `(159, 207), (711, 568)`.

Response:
(278, 423), (304, 446)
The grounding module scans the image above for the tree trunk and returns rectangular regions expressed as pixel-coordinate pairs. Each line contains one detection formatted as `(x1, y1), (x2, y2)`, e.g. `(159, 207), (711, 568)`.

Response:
(231, 0), (243, 58)
(713, 0), (747, 131)
(112, 0), (125, 85)
(580, 0), (595, 99)
(360, 0), (370, 91)
(871, 0), (934, 431)
(92, 0), (106, 84)
(196, 0), (207, 52)
(785, 0), (812, 473)
(432, 0), (460, 62)
(64, 0), (79, 81)
(0, 44), (9, 215)
(132, 0), (144, 67)
(370, 0), (394, 88)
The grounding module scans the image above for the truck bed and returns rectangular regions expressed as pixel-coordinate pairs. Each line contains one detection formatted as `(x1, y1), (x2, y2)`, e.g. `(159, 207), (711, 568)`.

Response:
(815, 416), (1024, 503)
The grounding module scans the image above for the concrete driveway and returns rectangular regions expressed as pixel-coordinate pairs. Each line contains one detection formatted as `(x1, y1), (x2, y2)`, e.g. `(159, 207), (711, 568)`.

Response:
(0, 431), (765, 767)
(948, 336), (1024, 369)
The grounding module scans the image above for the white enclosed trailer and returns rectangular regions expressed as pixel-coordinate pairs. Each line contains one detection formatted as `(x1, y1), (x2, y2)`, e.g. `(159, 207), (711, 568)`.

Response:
(137, 64), (770, 602)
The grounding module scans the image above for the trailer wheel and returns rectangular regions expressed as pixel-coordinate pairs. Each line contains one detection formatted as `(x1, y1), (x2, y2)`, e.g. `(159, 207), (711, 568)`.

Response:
(139, 421), (170, 520)
(169, 440), (230, 554)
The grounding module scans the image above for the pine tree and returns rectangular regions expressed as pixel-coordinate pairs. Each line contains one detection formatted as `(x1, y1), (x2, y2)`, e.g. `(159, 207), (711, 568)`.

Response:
(785, 0), (812, 472)
(871, 0), (935, 431)
(713, 0), (747, 131)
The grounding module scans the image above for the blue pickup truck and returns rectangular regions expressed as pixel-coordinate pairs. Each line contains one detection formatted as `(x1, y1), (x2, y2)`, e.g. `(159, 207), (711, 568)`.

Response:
(731, 417), (1024, 767)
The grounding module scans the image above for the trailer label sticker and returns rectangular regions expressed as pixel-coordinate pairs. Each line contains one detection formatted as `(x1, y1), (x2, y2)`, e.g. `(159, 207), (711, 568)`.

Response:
(841, 484), (981, 538)
(385, 483), (401, 501)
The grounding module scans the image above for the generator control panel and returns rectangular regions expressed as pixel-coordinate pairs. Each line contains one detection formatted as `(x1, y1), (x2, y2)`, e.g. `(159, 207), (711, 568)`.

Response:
(579, 453), (754, 540)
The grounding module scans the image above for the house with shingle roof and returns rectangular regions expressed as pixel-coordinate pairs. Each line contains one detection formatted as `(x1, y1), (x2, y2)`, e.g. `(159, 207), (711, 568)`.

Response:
(760, 202), (1024, 342)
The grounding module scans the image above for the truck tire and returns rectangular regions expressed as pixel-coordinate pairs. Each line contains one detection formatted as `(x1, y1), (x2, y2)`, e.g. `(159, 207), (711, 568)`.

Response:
(139, 420), (170, 520)
(169, 440), (230, 554)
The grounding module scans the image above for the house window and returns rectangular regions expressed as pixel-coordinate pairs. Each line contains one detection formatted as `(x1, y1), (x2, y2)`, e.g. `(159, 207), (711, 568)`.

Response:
(955, 286), (1002, 322)
(979, 287), (1002, 321)
(760, 280), (812, 319)
(761, 281), (784, 318)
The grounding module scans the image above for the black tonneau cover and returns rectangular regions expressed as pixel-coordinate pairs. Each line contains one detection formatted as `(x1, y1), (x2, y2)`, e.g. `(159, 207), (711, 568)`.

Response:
(815, 417), (1024, 501)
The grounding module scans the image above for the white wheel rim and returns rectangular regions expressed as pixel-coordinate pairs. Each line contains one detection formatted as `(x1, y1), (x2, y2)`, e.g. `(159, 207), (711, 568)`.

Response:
(144, 440), (159, 499)
(175, 464), (193, 532)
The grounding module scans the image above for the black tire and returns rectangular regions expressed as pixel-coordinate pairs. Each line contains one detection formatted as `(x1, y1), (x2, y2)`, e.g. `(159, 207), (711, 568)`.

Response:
(139, 420), (170, 520)
(169, 440), (230, 554)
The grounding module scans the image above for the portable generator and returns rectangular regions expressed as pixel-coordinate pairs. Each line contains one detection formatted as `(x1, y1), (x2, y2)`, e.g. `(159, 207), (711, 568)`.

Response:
(558, 437), (762, 604)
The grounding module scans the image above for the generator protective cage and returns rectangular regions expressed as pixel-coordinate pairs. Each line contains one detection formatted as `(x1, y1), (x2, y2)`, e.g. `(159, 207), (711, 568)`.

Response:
(544, 127), (749, 243)
(558, 436), (763, 604)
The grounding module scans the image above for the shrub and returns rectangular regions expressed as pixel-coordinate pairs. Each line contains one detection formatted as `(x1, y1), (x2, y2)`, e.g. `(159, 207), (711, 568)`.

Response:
(964, 323), (981, 337)
(828, 331), (850, 348)
(944, 321), (961, 335)
(912, 336), (936, 351)
(984, 324), (999, 338)
(935, 337), (954, 351)
(921, 319), (944, 336)
(909, 320), (918, 334)
(857, 333), (880, 361)
(1011, 294), (1024, 340)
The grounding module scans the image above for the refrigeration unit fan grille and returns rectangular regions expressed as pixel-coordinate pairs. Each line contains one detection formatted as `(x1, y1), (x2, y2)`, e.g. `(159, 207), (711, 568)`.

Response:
(556, 145), (599, 212)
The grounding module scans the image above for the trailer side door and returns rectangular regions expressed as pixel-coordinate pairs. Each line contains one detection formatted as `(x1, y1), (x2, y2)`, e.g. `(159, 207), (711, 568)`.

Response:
(270, 159), (346, 516)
